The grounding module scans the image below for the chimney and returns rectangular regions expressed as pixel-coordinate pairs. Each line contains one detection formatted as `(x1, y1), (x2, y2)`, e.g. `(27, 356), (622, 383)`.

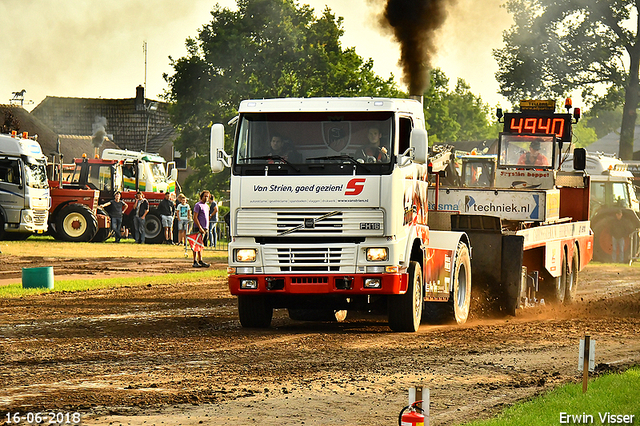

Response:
(135, 85), (145, 111)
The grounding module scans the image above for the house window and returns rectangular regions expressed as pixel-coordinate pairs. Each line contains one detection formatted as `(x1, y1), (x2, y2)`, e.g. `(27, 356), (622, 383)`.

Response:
(173, 147), (187, 170)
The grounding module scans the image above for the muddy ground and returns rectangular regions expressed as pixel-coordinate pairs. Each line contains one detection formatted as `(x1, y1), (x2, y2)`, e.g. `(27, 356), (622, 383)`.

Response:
(0, 257), (639, 426)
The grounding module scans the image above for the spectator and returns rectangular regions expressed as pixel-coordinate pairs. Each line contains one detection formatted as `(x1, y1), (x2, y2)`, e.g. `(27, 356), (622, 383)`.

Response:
(100, 191), (128, 243)
(175, 193), (192, 247)
(209, 195), (219, 248)
(157, 192), (176, 244)
(192, 190), (211, 268)
(610, 209), (634, 263)
(132, 191), (149, 244)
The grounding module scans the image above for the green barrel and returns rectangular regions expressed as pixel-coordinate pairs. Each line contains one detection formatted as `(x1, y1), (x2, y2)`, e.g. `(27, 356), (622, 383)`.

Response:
(22, 266), (55, 289)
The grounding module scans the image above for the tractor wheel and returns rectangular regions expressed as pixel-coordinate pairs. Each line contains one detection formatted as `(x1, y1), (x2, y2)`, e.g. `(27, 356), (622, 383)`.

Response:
(238, 295), (273, 328)
(144, 210), (164, 244)
(56, 204), (98, 242)
(388, 260), (423, 332)
(90, 207), (113, 242)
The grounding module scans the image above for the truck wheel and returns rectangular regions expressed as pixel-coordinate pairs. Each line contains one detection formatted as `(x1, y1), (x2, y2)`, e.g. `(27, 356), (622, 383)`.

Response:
(423, 243), (472, 324)
(238, 295), (273, 328)
(0, 214), (6, 240)
(90, 207), (114, 242)
(56, 204), (98, 242)
(144, 210), (164, 244)
(564, 248), (579, 304)
(545, 254), (567, 304)
(388, 260), (423, 332)
(288, 309), (348, 322)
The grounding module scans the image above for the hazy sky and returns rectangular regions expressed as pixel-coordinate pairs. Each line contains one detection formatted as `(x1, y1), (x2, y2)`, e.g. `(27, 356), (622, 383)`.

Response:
(0, 0), (512, 111)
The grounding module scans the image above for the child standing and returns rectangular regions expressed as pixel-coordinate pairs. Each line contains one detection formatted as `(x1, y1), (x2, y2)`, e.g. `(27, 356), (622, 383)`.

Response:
(176, 193), (192, 247)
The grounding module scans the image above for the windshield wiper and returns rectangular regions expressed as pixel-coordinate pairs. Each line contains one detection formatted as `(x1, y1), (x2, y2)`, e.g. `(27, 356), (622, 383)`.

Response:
(240, 155), (300, 172)
(306, 155), (370, 172)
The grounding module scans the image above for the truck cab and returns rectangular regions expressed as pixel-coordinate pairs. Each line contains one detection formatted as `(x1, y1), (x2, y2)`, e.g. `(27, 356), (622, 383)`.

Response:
(102, 148), (177, 194)
(0, 132), (50, 239)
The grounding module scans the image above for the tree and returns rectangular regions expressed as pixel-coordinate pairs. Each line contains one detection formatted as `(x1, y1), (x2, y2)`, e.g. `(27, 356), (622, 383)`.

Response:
(163, 0), (401, 198)
(423, 69), (495, 144)
(494, 0), (640, 159)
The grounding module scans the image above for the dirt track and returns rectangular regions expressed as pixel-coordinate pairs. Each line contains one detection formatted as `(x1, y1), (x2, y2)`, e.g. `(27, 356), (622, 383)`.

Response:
(0, 260), (639, 426)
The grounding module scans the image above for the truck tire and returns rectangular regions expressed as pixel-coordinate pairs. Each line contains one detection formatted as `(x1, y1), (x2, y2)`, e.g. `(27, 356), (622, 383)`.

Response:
(56, 204), (98, 242)
(144, 210), (164, 244)
(0, 214), (6, 240)
(423, 243), (472, 324)
(544, 254), (566, 305)
(238, 295), (273, 328)
(388, 260), (423, 332)
(288, 309), (348, 322)
(90, 207), (114, 242)
(564, 248), (579, 304)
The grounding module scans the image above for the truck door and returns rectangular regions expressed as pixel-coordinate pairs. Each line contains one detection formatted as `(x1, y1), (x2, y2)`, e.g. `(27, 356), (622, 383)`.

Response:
(0, 158), (23, 225)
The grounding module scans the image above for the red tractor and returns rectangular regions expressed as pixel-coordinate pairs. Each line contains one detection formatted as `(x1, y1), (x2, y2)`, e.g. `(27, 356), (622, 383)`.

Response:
(61, 156), (170, 243)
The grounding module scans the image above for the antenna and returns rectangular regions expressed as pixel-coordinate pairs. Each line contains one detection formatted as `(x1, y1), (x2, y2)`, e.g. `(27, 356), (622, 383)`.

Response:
(143, 40), (148, 94)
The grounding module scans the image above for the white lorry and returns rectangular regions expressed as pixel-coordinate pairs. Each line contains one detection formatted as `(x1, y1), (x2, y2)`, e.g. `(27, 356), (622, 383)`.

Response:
(560, 152), (640, 262)
(101, 148), (178, 194)
(209, 97), (476, 332)
(0, 131), (50, 239)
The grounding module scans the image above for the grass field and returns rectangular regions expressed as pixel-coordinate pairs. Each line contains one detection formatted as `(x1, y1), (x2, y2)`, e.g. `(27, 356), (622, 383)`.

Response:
(0, 269), (226, 298)
(463, 367), (640, 426)
(1, 235), (229, 261)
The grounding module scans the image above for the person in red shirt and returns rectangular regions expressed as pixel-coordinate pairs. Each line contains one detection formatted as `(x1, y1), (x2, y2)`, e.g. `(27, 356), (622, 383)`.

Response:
(517, 140), (549, 166)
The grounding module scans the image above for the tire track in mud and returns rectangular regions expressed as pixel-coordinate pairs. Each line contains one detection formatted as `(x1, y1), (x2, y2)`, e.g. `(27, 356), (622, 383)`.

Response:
(0, 265), (638, 425)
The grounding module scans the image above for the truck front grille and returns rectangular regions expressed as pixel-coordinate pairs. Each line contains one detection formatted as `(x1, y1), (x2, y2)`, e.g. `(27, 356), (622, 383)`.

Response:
(236, 209), (384, 237)
(262, 245), (357, 273)
(33, 210), (48, 226)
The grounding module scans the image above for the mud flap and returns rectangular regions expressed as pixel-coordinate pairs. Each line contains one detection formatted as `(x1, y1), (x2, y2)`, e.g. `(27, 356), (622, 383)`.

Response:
(501, 234), (524, 315)
(452, 215), (524, 315)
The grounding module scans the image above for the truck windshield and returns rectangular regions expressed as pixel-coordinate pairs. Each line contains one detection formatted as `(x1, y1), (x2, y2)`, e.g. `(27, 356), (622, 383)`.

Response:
(149, 162), (168, 182)
(498, 134), (555, 169)
(24, 160), (48, 189)
(234, 112), (394, 175)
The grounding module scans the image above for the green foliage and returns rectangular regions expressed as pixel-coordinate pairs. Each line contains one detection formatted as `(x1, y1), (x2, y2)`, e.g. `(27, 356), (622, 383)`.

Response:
(163, 0), (401, 196)
(495, 0), (633, 105)
(572, 119), (598, 148)
(423, 69), (495, 143)
(494, 0), (640, 158)
(463, 367), (640, 426)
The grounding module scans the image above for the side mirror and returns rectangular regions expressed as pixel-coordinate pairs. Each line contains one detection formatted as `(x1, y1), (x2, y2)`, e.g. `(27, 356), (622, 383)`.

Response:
(410, 129), (428, 164)
(210, 123), (229, 173)
(170, 168), (178, 181)
(573, 148), (586, 171)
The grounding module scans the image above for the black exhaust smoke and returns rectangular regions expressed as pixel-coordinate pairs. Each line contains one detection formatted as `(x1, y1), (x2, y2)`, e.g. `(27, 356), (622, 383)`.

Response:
(373, 0), (455, 96)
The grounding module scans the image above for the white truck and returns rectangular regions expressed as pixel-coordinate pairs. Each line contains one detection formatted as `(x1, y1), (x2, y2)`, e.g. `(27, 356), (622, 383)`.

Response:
(101, 148), (178, 194)
(560, 152), (640, 262)
(209, 97), (474, 332)
(0, 131), (50, 239)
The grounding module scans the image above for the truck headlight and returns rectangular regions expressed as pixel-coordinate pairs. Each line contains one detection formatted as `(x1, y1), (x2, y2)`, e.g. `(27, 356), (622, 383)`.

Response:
(236, 249), (257, 262)
(22, 211), (33, 223)
(366, 247), (388, 261)
(240, 279), (258, 289)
